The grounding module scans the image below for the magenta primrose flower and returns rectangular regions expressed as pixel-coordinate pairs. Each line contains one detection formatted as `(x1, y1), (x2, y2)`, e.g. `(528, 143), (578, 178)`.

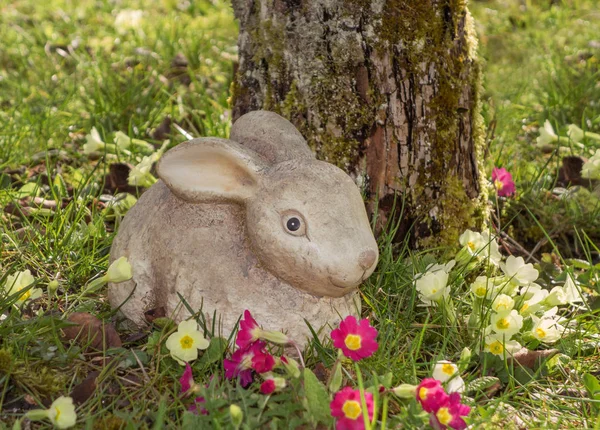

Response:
(330, 386), (374, 430)
(223, 341), (275, 387)
(236, 310), (261, 349)
(330, 316), (378, 361)
(491, 167), (515, 197)
(430, 393), (471, 430)
(179, 363), (206, 415)
(260, 379), (276, 395)
(416, 378), (449, 413)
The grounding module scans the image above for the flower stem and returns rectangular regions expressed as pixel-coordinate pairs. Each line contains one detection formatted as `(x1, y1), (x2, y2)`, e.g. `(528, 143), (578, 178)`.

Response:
(380, 393), (389, 429)
(354, 362), (372, 430)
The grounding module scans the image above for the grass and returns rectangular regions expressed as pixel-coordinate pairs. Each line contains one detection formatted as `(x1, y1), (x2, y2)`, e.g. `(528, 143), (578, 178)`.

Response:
(1, 0), (600, 428)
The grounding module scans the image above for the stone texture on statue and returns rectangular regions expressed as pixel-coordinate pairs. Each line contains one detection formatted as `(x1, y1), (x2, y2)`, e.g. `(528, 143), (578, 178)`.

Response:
(108, 111), (378, 345)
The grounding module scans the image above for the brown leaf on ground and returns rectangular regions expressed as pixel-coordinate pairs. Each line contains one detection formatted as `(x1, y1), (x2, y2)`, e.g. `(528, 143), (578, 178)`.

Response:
(510, 347), (559, 369)
(144, 307), (166, 323)
(152, 116), (172, 140)
(70, 371), (100, 405)
(104, 163), (138, 194)
(62, 313), (122, 352)
(312, 362), (329, 384)
(558, 156), (585, 186)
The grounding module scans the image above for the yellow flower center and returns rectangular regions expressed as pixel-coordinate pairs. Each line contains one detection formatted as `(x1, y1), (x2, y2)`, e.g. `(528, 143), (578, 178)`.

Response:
(494, 179), (504, 191)
(489, 341), (504, 355)
(475, 286), (487, 297)
(535, 328), (546, 339)
(496, 318), (510, 330)
(442, 363), (455, 376)
(19, 290), (32, 301)
(55, 406), (61, 421)
(342, 400), (362, 420)
(467, 241), (476, 251)
(418, 387), (428, 400)
(520, 303), (529, 313)
(436, 407), (453, 425)
(344, 334), (362, 351)
(180, 335), (194, 350)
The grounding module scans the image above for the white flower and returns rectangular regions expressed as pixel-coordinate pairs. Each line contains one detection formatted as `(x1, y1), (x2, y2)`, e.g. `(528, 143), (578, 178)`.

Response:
(490, 310), (523, 337)
(3, 269), (42, 305)
(582, 149), (600, 180)
(128, 155), (157, 188)
(165, 319), (209, 365)
(106, 257), (133, 283)
(491, 294), (515, 313)
(470, 276), (495, 299)
(115, 10), (143, 33)
(530, 314), (564, 343)
(518, 285), (548, 316)
(432, 360), (465, 393)
(484, 332), (522, 357)
(458, 230), (502, 266)
(83, 127), (105, 154)
(567, 124), (584, 143)
(415, 270), (450, 304)
(536, 120), (558, 147)
(501, 256), (539, 286)
(48, 396), (77, 429)
(562, 276), (583, 303)
(544, 285), (568, 307)
(425, 260), (456, 274)
(114, 131), (154, 152)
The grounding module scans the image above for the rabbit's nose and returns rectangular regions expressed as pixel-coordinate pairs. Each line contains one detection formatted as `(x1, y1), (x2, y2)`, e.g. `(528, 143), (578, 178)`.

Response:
(358, 249), (377, 270)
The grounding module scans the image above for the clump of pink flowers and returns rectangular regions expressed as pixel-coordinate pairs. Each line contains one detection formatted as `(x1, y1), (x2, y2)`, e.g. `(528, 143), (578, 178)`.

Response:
(412, 378), (470, 430)
(491, 167), (516, 197)
(331, 315), (378, 361)
(330, 387), (374, 430)
(223, 310), (298, 390)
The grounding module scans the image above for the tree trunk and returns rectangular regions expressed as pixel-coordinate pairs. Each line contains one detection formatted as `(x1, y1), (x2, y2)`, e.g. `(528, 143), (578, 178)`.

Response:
(231, 0), (487, 249)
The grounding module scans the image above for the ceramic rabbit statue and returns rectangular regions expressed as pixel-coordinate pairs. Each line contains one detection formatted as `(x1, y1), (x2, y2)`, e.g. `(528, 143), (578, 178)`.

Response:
(108, 111), (378, 344)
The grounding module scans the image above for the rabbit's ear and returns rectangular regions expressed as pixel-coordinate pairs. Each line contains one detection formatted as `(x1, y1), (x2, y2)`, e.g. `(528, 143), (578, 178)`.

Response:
(156, 137), (266, 203)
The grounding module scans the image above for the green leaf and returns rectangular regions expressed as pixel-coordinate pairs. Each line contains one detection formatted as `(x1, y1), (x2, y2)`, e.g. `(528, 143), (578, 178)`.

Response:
(328, 361), (343, 393)
(466, 376), (501, 393)
(583, 373), (600, 411)
(198, 337), (227, 367)
(303, 368), (333, 426)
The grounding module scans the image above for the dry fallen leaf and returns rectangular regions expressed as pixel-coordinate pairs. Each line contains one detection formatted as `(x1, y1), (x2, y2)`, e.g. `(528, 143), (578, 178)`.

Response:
(510, 347), (559, 369)
(62, 312), (122, 352)
(70, 371), (100, 405)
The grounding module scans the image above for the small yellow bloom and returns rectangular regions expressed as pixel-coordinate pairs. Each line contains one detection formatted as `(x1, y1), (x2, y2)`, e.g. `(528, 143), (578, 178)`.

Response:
(3, 270), (42, 305)
(166, 319), (209, 365)
(48, 396), (77, 429)
(106, 257), (133, 283)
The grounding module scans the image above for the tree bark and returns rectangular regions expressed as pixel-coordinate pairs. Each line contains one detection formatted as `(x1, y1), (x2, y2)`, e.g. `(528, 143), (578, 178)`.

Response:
(231, 0), (487, 248)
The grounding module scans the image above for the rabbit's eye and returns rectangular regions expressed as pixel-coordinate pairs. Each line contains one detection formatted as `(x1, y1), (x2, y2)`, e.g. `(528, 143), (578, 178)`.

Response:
(287, 217), (301, 231)
(282, 212), (306, 236)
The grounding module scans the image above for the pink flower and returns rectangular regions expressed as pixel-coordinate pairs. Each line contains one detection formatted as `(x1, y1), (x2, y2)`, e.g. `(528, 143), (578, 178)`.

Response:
(330, 316), (378, 361)
(492, 167), (515, 197)
(260, 379), (276, 394)
(416, 378), (449, 413)
(429, 393), (471, 430)
(236, 310), (261, 349)
(223, 341), (275, 387)
(330, 387), (374, 430)
(179, 363), (206, 415)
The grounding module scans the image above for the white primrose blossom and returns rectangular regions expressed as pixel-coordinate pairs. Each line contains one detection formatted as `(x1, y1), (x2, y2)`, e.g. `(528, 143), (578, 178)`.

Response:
(531, 311), (564, 343)
(567, 124), (585, 143)
(501, 256), (539, 286)
(491, 294), (515, 313)
(432, 361), (465, 393)
(490, 310), (523, 338)
(115, 9), (144, 33)
(415, 269), (450, 305)
(128, 155), (157, 188)
(545, 276), (584, 307)
(484, 332), (522, 357)
(582, 149), (600, 180)
(518, 285), (549, 316)
(536, 120), (558, 147)
(83, 127), (105, 154)
(458, 230), (502, 266)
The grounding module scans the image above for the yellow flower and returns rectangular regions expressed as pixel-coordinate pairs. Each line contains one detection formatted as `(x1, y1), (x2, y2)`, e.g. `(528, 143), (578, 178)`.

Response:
(3, 270), (42, 305)
(166, 319), (210, 365)
(106, 257), (133, 283)
(484, 333), (521, 357)
(26, 396), (77, 429)
(490, 310), (523, 337)
(491, 294), (515, 313)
